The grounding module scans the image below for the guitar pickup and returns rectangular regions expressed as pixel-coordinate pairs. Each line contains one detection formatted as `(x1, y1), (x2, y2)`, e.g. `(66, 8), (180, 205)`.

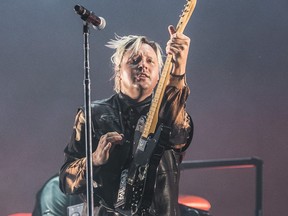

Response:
(137, 138), (147, 152)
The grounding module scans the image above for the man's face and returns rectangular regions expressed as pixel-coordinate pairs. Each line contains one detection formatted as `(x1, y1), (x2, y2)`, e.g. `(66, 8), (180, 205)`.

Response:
(119, 43), (160, 101)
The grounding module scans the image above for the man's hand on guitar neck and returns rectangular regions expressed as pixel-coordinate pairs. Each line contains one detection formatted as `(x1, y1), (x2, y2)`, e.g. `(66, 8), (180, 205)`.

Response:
(166, 25), (191, 88)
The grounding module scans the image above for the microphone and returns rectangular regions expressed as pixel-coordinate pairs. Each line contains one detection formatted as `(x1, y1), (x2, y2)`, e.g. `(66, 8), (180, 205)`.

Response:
(74, 5), (106, 30)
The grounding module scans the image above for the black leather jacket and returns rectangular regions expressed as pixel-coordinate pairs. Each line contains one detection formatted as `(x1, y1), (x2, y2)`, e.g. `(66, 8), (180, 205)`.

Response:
(60, 86), (193, 216)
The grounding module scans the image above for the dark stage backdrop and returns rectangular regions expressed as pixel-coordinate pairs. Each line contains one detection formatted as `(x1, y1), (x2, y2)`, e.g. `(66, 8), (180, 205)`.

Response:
(1, 0), (287, 215)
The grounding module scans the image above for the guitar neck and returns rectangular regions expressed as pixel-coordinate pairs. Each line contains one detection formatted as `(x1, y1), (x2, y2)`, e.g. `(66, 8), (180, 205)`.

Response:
(141, 0), (197, 139)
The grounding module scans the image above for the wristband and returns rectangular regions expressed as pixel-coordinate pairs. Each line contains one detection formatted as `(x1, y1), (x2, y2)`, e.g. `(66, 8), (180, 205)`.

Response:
(170, 73), (185, 80)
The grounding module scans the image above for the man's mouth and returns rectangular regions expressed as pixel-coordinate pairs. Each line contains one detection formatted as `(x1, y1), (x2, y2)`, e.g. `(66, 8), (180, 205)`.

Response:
(136, 73), (150, 81)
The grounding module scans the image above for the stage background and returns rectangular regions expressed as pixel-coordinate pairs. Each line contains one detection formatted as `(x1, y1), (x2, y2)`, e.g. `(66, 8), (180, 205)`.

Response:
(1, 0), (287, 215)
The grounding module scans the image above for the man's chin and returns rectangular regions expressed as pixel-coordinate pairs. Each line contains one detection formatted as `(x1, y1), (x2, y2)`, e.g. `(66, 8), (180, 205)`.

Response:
(135, 82), (151, 90)
(131, 83), (153, 93)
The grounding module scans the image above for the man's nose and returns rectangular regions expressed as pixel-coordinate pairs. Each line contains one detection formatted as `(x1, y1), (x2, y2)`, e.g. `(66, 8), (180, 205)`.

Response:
(137, 64), (143, 72)
(137, 60), (147, 72)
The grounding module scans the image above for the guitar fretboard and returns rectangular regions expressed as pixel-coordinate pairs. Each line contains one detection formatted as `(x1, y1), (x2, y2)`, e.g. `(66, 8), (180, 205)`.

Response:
(141, 0), (197, 139)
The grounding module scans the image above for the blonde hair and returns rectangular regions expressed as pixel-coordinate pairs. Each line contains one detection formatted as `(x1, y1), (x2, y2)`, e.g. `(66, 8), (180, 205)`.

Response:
(106, 34), (163, 93)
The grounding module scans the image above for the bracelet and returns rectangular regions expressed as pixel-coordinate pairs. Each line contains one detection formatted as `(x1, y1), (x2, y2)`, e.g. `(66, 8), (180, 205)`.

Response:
(170, 73), (185, 80)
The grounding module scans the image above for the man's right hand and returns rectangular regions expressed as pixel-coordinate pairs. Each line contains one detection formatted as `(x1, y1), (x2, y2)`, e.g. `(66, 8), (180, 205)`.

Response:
(92, 132), (123, 166)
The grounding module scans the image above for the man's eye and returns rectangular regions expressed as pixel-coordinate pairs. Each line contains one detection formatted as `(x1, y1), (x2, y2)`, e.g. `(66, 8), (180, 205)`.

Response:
(131, 57), (141, 65)
(147, 58), (155, 64)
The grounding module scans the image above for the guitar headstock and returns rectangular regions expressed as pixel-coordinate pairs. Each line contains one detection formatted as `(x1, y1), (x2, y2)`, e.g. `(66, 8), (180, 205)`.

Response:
(176, 0), (197, 33)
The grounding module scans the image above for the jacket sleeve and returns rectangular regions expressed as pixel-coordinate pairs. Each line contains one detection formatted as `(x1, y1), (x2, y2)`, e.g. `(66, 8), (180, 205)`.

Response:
(59, 110), (102, 195)
(159, 85), (193, 151)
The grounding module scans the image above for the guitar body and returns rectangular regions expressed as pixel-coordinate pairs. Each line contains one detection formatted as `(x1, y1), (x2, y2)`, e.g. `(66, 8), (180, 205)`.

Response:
(114, 116), (170, 215)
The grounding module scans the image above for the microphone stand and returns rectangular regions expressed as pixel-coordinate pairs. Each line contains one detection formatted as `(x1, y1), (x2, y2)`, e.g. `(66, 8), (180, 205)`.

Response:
(83, 22), (94, 216)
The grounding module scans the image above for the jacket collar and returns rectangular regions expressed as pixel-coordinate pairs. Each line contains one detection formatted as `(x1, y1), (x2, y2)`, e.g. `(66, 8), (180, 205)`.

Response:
(118, 92), (152, 115)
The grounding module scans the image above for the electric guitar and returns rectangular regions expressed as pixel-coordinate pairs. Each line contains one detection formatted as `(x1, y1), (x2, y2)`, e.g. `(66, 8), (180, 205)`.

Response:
(114, 1), (197, 215)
